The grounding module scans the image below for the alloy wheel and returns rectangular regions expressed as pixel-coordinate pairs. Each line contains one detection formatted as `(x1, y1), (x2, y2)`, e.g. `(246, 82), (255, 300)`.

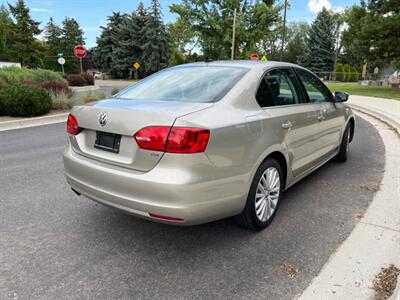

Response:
(255, 167), (280, 222)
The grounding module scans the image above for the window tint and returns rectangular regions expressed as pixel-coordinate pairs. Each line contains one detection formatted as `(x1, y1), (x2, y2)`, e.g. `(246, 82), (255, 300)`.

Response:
(117, 66), (248, 103)
(296, 69), (332, 103)
(256, 68), (300, 107)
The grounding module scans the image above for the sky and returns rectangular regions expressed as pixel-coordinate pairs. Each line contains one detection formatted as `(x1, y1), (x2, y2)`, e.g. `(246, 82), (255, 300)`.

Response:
(5, 0), (360, 48)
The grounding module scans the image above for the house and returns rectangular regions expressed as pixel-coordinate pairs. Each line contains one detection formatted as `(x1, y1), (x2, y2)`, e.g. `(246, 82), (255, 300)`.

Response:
(0, 61), (21, 68)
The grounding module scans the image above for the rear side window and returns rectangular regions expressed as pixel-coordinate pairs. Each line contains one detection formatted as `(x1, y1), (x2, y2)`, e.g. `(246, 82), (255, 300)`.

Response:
(256, 68), (300, 107)
(296, 69), (333, 103)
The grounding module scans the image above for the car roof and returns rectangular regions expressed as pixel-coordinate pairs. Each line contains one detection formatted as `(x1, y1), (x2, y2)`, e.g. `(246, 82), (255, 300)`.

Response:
(177, 60), (302, 70)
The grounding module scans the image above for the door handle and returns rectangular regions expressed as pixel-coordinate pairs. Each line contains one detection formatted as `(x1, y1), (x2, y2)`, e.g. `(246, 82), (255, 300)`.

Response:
(281, 120), (292, 129)
(318, 109), (327, 121)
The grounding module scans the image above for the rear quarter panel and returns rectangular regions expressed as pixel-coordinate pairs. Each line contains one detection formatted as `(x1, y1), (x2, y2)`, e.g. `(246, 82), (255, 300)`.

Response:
(174, 69), (290, 212)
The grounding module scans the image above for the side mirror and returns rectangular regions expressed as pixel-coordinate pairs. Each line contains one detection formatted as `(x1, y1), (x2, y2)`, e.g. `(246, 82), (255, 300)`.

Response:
(335, 91), (349, 102)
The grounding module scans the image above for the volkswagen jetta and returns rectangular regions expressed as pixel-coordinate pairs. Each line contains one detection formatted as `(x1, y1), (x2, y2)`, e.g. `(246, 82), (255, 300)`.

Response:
(63, 61), (355, 229)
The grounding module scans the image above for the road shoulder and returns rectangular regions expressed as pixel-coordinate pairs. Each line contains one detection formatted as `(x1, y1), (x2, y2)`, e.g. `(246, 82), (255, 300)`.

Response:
(300, 111), (400, 299)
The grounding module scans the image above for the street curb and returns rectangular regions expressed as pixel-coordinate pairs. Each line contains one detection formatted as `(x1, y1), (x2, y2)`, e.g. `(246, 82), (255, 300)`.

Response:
(348, 103), (400, 135)
(0, 112), (68, 132)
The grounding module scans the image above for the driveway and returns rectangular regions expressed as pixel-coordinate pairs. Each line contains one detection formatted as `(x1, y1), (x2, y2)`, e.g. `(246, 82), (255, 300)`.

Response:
(0, 116), (384, 299)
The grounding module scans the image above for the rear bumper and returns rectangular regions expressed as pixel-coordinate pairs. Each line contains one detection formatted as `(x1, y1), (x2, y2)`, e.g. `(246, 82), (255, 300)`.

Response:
(63, 145), (247, 225)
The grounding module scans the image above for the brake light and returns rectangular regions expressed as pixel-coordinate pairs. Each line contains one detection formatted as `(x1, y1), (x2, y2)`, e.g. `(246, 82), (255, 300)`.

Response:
(134, 126), (210, 153)
(67, 114), (81, 135)
(134, 126), (170, 151)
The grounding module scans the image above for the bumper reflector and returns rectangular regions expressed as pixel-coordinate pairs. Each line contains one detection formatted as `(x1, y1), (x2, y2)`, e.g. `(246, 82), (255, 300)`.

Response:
(148, 213), (184, 222)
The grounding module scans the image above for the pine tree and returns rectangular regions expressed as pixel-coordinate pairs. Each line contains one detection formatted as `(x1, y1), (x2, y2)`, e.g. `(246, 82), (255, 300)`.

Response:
(111, 3), (148, 77)
(43, 17), (63, 71)
(0, 5), (13, 60)
(8, 0), (43, 67)
(93, 12), (125, 76)
(61, 17), (84, 73)
(298, 7), (336, 72)
(44, 17), (62, 53)
(141, 0), (171, 73)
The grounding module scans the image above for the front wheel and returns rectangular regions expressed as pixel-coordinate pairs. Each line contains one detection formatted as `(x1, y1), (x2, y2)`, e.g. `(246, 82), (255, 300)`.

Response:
(234, 158), (283, 230)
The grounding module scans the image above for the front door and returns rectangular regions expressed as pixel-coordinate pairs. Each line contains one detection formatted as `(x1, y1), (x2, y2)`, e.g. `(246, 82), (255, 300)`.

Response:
(295, 69), (344, 162)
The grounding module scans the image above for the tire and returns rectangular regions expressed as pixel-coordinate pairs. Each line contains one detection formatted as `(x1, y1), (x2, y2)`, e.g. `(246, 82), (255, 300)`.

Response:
(234, 158), (283, 230)
(335, 124), (351, 162)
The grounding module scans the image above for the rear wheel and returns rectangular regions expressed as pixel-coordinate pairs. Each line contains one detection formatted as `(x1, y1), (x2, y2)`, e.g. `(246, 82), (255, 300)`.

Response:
(234, 158), (283, 230)
(335, 124), (351, 162)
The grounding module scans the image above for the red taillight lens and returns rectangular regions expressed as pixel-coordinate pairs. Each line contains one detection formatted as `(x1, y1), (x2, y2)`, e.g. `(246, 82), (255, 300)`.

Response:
(66, 114), (80, 135)
(134, 126), (210, 153)
(166, 127), (210, 153)
(134, 126), (170, 152)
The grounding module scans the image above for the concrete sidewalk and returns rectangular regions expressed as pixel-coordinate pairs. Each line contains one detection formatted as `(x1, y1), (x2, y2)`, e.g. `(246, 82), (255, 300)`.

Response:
(348, 95), (400, 133)
(301, 97), (400, 299)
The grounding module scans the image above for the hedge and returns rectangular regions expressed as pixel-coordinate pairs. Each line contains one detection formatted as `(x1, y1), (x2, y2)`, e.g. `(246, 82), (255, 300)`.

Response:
(344, 64), (351, 82)
(336, 63), (345, 81)
(0, 84), (52, 117)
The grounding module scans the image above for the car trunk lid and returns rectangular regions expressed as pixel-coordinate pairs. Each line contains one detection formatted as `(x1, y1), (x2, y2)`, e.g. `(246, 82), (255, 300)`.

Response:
(69, 99), (213, 172)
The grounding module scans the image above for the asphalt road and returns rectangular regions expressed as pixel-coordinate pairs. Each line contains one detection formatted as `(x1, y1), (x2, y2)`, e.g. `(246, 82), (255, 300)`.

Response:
(0, 117), (384, 299)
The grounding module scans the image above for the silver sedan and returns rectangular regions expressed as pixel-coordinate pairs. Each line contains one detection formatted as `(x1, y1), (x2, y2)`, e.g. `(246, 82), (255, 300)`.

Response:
(63, 61), (355, 230)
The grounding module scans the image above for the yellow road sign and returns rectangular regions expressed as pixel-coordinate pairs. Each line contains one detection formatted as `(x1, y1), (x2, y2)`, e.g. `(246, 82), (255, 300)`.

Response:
(133, 62), (141, 70)
(261, 55), (268, 62)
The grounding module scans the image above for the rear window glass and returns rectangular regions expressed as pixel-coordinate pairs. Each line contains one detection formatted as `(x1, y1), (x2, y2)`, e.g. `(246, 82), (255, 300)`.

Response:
(117, 66), (248, 103)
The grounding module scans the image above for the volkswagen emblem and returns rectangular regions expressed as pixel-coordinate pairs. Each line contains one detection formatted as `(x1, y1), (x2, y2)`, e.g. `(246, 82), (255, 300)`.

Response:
(99, 112), (108, 126)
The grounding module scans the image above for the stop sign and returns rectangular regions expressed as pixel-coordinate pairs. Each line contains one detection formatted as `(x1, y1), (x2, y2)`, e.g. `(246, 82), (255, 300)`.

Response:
(74, 45), (87, 58)
(250, 53), (259, 61)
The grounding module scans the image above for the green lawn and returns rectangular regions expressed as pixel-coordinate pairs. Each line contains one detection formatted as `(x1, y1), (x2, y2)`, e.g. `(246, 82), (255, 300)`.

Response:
(326, 82), (400, 100)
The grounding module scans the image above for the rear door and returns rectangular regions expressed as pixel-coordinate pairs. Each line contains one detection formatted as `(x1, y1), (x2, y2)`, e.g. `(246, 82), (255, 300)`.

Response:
(295, 69), (344, 162)
(256, 68), (322, 177)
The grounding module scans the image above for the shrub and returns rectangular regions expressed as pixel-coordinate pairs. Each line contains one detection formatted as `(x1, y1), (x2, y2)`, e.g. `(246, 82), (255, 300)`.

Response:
(66, 74), (87, 86)
(344, 64), (351, 82)
(22, 80), (39, 87)
(0, 67), (65, 85)
(41, 80), (72, 96)
(81, 73), (94, 85)
(335, 63), (345, 81)
(50, 91), (79, 110)
(111, 87), (120, 95)
(0, 84), (52, 117)
(80, 91), (106, 104)
(31, 68), (65, 83)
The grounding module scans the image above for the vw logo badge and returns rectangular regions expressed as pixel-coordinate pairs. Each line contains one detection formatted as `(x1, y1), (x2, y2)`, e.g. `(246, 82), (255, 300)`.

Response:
(99, 112), (108, 126)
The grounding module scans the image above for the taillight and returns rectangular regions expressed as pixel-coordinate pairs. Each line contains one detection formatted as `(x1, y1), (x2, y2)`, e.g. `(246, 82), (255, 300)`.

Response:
(67, 114), (81, 135)
(134, 126), (210, 153)
(134, 126), (170, 151)
(166, 127), (210, 153)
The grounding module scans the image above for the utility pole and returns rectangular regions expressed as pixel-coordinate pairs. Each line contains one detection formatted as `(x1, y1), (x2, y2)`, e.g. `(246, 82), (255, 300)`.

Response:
(333, 24), (341, 80)
(231, 7), (237, 60)
(279, 0), (288, 61)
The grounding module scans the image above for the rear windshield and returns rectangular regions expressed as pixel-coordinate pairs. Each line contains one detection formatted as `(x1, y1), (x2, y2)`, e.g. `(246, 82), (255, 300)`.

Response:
(117, 66), (248, 103)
